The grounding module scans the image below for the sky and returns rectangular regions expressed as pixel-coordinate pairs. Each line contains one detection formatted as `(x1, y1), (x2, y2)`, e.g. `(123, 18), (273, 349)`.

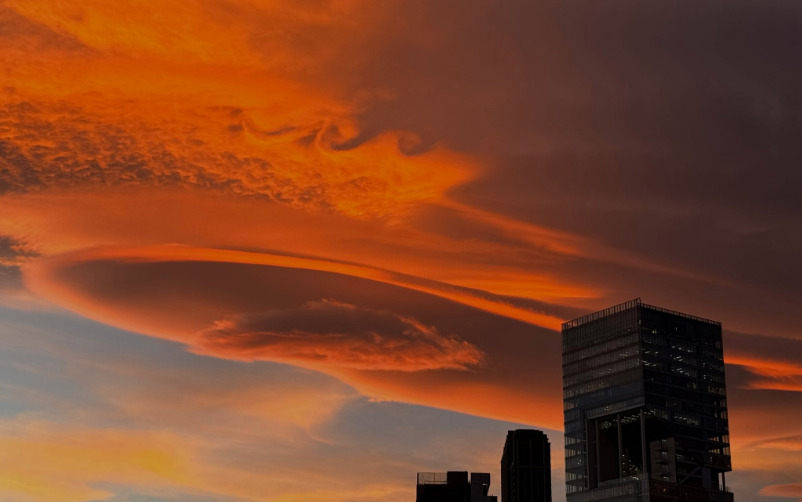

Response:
(0, 0), (801, 501)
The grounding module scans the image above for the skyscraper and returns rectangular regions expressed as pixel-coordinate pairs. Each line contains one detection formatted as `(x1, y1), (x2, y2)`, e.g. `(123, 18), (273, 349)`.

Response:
(417, 471), (498, 502)
(501, 429), (551, 502)
(562, 299), (732, 502)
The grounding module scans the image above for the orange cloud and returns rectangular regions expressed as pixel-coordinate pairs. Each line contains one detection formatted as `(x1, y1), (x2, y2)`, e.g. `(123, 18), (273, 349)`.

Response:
(0, 417), (411, 502)
(759, 484), (802, 499)
(4, 191), (798, 434)
(21, 244), (566, 429)
(0, 93), (477, 219)
(2, 1), (801, 501)
(0, 420), (192, 502)
(7, 0), (259, 65)
(726, 355), (802, 392)
(193, 299), (486, 371)
(745, 435), (802, 452)
(0, 187), (594, 310)
(24, 244), (567, 332)
(1, 0), (483, 225)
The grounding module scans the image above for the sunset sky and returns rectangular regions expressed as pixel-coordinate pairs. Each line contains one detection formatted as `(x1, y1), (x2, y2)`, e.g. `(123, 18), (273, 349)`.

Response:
(1, 1), (801, 501)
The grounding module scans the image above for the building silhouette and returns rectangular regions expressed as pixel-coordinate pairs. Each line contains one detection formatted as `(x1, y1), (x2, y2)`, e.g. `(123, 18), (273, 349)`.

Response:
(562, 299), (732, 502)
(417, 471), (498, 502)
(501, 429), (551, 502)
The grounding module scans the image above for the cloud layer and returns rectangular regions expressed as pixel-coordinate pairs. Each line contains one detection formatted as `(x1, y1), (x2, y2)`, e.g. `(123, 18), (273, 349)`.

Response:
(193, 299), (486, 371)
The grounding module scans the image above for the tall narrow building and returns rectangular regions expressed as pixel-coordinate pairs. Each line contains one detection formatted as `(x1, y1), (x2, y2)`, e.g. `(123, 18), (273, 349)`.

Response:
(562, 299), (732, 502)
(501, 429), (551, 502)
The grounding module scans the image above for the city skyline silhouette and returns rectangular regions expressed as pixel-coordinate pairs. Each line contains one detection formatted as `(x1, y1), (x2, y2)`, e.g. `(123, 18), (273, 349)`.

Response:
(1, 1), (800, 501)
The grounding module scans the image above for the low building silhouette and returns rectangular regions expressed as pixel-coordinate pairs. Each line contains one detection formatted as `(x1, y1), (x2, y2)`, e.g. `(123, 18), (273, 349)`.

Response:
(501, 429), (551, 502)
(417, 471), (498, 502)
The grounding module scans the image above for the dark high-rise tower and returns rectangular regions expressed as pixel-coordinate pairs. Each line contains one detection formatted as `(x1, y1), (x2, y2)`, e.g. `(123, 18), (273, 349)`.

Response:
(562, 299), (732, 502)
(501, 429), (551, 502)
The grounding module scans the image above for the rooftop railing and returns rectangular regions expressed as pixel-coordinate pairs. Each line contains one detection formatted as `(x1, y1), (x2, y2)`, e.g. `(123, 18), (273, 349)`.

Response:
(562, 298), (721, 330)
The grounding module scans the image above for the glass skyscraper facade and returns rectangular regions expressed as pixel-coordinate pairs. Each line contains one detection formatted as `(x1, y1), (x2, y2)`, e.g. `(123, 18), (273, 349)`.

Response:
(562, 299), (732, 502)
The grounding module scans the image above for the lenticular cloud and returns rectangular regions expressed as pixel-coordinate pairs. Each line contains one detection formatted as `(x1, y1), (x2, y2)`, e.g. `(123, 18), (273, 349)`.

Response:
(192, 299), (486, 372)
